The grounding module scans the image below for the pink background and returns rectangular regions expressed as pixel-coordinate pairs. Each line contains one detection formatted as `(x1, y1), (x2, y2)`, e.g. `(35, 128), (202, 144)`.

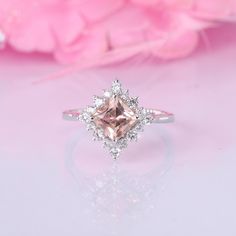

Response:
(0, 25), (236, 235)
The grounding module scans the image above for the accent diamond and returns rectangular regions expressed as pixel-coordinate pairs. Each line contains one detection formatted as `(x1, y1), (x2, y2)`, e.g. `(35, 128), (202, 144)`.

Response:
(111, 80), (122, 94)
(94, 96), (104, 107)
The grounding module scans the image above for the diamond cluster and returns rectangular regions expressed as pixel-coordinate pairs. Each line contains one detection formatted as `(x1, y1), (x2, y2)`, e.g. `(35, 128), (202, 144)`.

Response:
(79, 80), (154, 159)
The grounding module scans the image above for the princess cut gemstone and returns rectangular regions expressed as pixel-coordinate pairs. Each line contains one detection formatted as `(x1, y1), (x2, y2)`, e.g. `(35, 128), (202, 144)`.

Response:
(92, 95), (138, 141)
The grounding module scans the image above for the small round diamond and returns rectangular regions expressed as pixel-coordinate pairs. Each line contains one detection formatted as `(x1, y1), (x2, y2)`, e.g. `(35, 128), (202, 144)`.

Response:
(94, 96), (104, 107)
(129, 97), (139, 107)
(86, 106), (95, 113)
(110, 148), (121, 159)
(112, 80), (122, 94)
(80, 112), (91, 123)
(104, 90), (111, 98)
(128, 131), (138, 141)
(86, 123), (95, 131)
(97, 129), (104, 138)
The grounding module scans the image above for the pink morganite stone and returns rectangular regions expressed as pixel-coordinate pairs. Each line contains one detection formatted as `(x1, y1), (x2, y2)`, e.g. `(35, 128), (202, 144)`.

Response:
(92, 96), (138, 141)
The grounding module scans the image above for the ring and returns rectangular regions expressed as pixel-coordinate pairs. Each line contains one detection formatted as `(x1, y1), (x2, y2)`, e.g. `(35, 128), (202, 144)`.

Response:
(63, 80), (174, 159)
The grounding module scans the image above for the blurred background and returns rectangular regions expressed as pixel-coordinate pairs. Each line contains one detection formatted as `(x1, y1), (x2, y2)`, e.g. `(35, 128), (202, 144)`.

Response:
(0, 1), (236, 236)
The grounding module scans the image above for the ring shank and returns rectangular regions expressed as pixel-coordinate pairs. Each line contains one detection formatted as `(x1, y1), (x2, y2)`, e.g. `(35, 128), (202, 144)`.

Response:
(63, 109), (174, 123)
(148, 109), (174, 123)
(63, 109), (81, 121)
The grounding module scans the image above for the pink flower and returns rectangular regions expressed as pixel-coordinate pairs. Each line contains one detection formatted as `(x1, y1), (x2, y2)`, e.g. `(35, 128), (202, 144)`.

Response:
(0, 0), (235, 64)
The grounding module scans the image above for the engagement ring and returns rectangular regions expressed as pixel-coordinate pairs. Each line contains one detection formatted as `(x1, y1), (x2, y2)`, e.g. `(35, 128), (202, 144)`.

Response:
(63, 80), (174, 159)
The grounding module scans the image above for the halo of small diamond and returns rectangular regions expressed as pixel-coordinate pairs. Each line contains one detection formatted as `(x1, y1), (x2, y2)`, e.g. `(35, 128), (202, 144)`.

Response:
(79, 80), (154, 159)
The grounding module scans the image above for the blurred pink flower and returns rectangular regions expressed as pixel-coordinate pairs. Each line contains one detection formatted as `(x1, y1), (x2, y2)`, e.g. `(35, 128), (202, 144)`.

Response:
(0, 0), (235, 64)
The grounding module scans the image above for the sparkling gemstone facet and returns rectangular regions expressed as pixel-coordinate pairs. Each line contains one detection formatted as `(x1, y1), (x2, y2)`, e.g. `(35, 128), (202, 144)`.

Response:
(92, 96), (138, 141)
